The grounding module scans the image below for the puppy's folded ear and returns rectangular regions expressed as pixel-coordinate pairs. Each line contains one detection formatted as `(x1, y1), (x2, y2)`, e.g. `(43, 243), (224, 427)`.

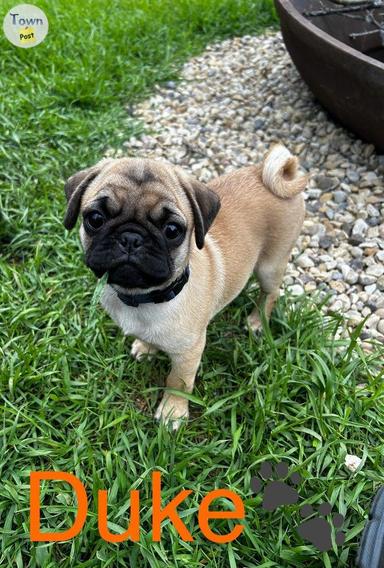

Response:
(176, 170), (221, 249)
(63, 159), (112, 230)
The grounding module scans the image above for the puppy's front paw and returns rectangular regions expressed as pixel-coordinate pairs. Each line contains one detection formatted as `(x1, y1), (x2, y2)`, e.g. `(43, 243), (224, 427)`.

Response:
(155, 394), (189, 431)
(247, 313), (263, 335)
(131, 339), (158, 361)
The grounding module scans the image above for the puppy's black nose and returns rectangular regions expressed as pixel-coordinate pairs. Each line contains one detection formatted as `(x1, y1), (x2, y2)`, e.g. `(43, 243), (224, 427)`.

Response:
(119, 231), (144, 251)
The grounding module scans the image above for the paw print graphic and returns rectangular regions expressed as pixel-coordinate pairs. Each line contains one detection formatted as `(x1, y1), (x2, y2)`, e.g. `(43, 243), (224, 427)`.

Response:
(250, 461), (301, 512)
(297, 502), (345, 552)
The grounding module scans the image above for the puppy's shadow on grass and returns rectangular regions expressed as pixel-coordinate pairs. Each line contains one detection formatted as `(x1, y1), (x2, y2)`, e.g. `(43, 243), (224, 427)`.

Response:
(0, 217), (25, 263)
(126, 339), (170, 417)
(122, 289), (326, 424)
(204, 284), (292, 365)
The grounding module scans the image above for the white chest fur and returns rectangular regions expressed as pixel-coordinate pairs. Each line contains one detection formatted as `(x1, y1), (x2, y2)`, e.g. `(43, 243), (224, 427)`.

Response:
(100, 284), (195, 353)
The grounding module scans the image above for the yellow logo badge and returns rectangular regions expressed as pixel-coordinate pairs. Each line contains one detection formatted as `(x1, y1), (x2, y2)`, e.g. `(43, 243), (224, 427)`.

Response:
(19, 25), (35, 44)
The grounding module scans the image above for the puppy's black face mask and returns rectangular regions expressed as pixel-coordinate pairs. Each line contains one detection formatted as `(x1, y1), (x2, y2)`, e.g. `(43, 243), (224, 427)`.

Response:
(83, 204), (186, 289)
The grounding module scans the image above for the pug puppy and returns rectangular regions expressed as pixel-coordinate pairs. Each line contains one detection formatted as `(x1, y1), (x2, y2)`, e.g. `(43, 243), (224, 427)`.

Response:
(64, 144), (307, 429)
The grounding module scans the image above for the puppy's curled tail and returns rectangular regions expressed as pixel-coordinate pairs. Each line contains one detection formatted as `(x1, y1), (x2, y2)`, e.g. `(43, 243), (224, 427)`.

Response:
(262, 144), (308, 199)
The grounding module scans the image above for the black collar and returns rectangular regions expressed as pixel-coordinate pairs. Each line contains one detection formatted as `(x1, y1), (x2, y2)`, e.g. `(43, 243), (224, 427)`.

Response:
(114, 265), (190, 308)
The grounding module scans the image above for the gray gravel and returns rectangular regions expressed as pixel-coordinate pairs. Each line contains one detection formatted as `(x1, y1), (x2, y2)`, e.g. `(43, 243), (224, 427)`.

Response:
(110, 32), (384, 345)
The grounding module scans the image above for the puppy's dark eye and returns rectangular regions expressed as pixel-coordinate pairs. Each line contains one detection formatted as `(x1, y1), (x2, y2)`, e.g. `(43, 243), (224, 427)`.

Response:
(85, 211), (105, 231)
(164, 223), (182, 240)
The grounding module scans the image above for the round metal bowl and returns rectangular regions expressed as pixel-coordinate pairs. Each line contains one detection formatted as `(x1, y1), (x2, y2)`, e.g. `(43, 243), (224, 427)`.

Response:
(274, 0), (384, 151)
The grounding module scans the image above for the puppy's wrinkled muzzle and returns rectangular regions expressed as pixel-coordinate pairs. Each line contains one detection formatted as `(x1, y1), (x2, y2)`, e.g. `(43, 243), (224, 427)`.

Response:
(85, 229), (172, 289)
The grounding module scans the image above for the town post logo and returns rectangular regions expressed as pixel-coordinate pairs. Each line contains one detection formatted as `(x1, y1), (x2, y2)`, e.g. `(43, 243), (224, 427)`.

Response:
(3, 4), (48, 48)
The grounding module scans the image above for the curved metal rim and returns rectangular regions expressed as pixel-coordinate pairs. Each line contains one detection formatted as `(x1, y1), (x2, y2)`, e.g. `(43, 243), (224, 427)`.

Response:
(276, 0), (384, 72)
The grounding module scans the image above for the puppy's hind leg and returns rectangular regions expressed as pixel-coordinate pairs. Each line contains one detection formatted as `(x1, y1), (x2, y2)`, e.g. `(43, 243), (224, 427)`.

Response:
(247, 144), (306, 334)
(131, 339), (158, 361)
(247, 254), (289, 334)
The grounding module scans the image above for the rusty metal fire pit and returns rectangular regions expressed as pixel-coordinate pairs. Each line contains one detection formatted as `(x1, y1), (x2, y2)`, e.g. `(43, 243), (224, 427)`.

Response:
(274, 0), (384, 151)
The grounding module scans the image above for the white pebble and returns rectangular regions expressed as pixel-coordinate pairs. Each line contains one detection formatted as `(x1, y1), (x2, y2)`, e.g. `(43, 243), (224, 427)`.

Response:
(345, 454), (362, 472)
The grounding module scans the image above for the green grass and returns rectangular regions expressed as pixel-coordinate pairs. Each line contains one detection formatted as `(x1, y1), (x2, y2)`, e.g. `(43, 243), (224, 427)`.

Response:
(0, 0), (276, 248)
(1, 1), (384, 567)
